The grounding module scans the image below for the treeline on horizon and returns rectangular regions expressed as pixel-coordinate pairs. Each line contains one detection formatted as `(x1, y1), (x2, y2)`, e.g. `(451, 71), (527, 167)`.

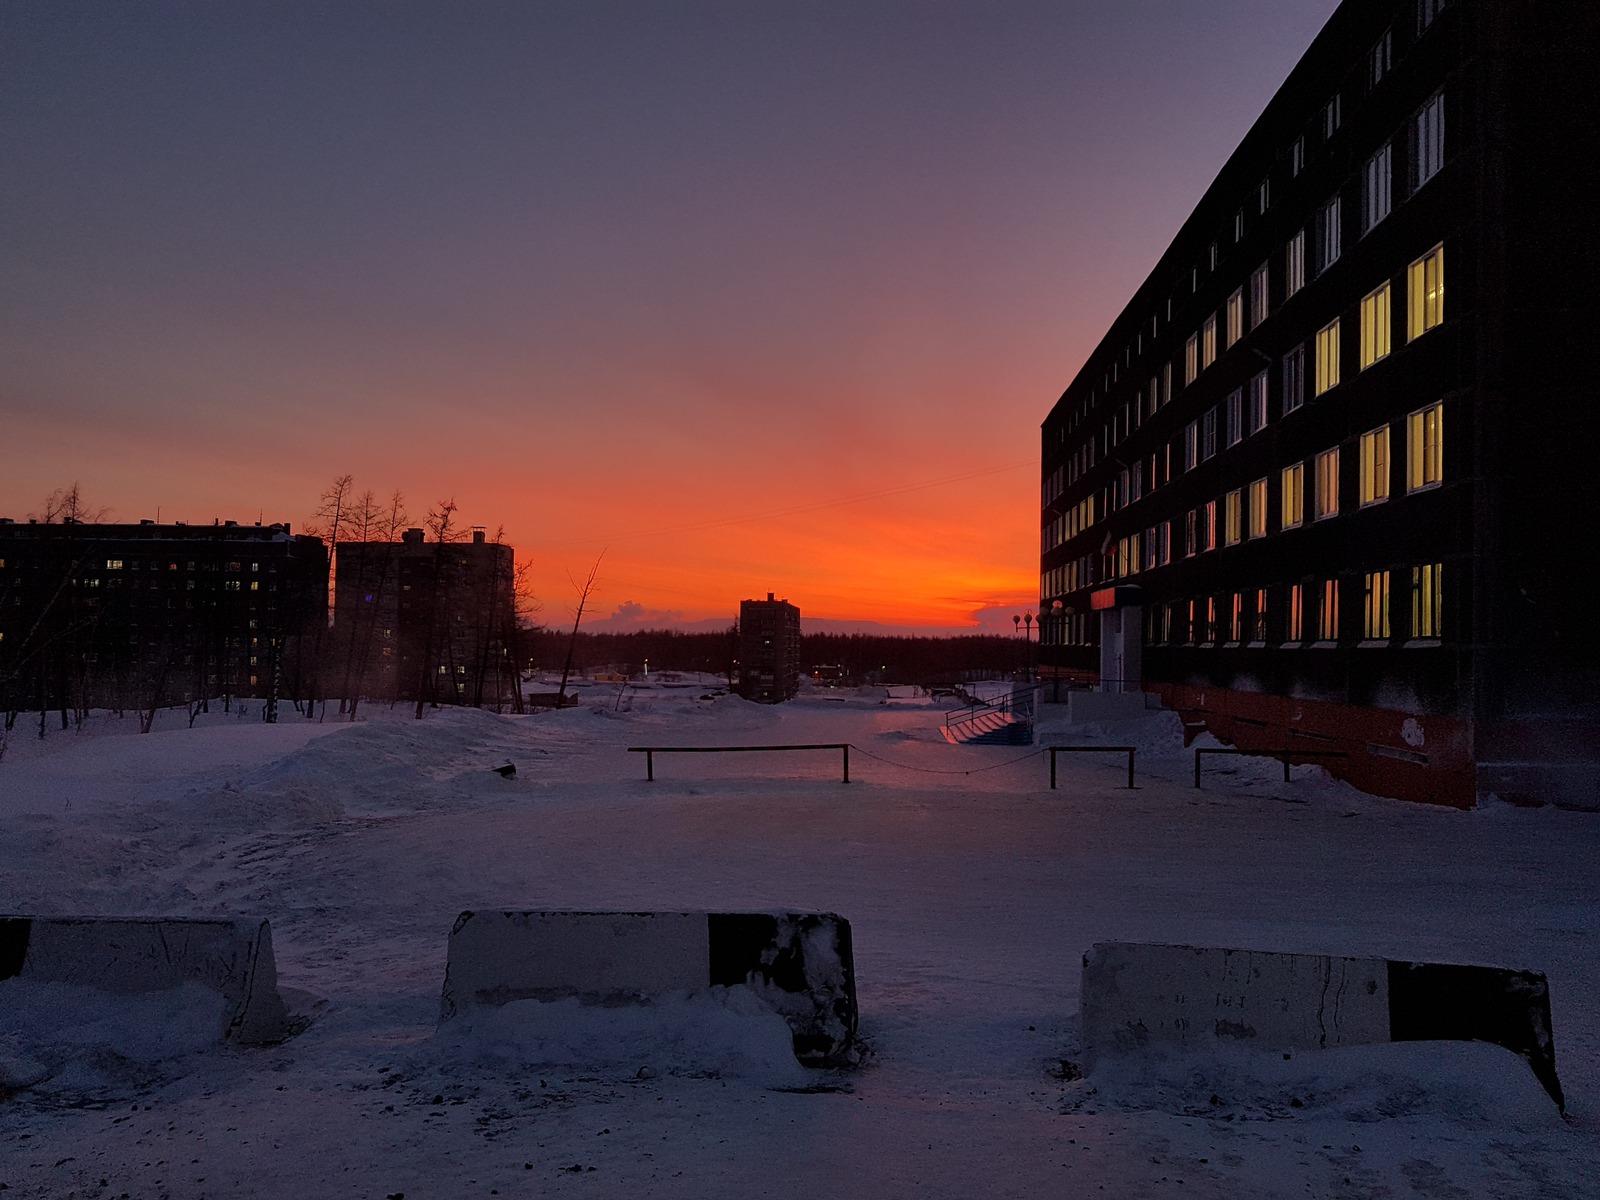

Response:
(521, 627), (1032, 684)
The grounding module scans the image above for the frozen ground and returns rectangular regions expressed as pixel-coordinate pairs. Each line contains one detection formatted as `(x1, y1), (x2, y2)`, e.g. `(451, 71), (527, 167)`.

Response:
(2, 681), (1598, 1199)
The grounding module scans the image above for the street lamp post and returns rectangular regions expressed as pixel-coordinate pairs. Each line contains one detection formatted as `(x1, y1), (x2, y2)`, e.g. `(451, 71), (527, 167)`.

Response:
(1050, 598), (1065, 702)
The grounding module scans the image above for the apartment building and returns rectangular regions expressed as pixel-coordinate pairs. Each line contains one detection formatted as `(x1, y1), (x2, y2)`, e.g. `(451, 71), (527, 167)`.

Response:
(1039, 0), (1599, 806)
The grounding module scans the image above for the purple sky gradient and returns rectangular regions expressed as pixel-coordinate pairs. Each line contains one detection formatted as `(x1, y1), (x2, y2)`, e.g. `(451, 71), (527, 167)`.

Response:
(1, 0), (1339, 633)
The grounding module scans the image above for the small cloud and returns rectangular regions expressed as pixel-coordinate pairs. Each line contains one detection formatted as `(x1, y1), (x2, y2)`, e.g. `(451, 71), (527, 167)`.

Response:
(590, 600), (689, 630)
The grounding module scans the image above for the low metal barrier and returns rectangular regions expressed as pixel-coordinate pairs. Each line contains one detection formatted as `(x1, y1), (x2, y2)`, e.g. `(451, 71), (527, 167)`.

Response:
(1047, 745), (1137, 790)
(628, 743), (852, 783)
(1193, 747), (1349, 788)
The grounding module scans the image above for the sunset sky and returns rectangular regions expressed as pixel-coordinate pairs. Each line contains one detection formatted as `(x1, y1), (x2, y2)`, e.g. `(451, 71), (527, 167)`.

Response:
(1, 1), (1338, 634)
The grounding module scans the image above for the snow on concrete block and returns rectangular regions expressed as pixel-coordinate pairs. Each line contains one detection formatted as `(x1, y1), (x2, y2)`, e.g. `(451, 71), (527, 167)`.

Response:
(1081, 942), (1564, 1110)
(441, 910), (858, 1066)
(0, 915), (288, 1044)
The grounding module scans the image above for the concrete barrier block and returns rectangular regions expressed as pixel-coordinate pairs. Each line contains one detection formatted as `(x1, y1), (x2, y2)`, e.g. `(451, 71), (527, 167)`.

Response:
(442, 910), (858, 1066)
(0, 916), (288, 1044)
(1082, 942), (1563, 1110)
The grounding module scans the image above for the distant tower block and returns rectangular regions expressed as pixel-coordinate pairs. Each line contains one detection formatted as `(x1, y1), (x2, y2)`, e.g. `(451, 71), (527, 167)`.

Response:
(737, 593), (801, 703)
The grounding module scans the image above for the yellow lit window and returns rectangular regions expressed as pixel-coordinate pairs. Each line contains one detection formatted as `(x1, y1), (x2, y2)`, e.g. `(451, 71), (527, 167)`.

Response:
(1363, 570), (1391, 639)
(1224, 490), (1242, 546)
(1314, 448), (1340, 519)
(1281, 462), (1305, 528)
(1248, 478), (1269, 538)
(1317, 579), (1340, 641)
(1359, 282), (1391, 368)
(1407, 243), (1444, 340)
(1407, 402), (1444, 491)
(1226, 289), (1244, 348)
(106, 559), (123, 570)
(1359, 426), (1390, 506)
(1314, 319), (1340, 395)
(1202, 314), (1218, 368)
(1185, 334), (1199, 384)
(1411, 562), (1442, 638)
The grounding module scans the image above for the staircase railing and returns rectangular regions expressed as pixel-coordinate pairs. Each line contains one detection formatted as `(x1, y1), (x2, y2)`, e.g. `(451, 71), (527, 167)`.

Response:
(944, 684), (1039, 738)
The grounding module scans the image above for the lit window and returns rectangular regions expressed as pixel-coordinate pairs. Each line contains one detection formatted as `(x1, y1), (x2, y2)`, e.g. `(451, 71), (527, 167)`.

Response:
(1248, 478), (1269, 538)
(1363, 144), (1392, 233)
(1226, 289), (1244, 347)
(1369, 29), (1392, 87)
(1285, 231), (1306, 298)
(1314, 319), (1341, 395)
(1314, 448), (1340, 519)
(1203, 500), (1218, 551)
(1282, 345), (1306, 414)
(1206, 596), (1218, 640)
(1185, 333), (1199, 384)
(1185, 509), (1199, 557)
(1359, 426), (1390, 506)
(1224, 490), (1242, 546)
(1364, 572), (1391, 639)
(1407, 243), (1445, 340)
(1202, 314), (1218, 368)
(1225, 389), (1243, 447)
(1321, 94), (1341, 141)
(1250, 588), (1267, 642)
(1317, 195), (1342, 274)
(1245, 372), (1268, 434)
(1286, 582), (1304, 641)
(1412, 91), (1445, 191)
(1360, 282), (1392, 368)
(1317, 579), (1340, 642)
(1411, 562), (1443, 638)
(1407, 402), (1445, 491)
(1290, 136), (1305, 177)
(1202, 407), (1218, 460)
(105, 559), (123, 570)
(1184, 420), (1199, 471)
(1250, 262), (1269, 328)
(1282, 462), (1305, 528)
(1229, 593), (1244, 642)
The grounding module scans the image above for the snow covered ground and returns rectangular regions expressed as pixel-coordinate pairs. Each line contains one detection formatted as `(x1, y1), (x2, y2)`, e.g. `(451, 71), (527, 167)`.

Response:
(2, 682), (1598, 1198)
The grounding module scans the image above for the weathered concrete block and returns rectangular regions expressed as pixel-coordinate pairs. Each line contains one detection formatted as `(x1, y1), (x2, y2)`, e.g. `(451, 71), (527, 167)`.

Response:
(0, 916), (288, 1044)
(441, 910), (858, 1066)
(1081, 942), (1563, 1110)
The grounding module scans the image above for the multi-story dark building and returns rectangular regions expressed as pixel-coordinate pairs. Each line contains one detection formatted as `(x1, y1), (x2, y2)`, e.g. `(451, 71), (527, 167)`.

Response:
(333, 526), (517, 708)
(737, 593), (801, 703)
(0, 518), (327, 718)
(1039, 0), (1599, 807)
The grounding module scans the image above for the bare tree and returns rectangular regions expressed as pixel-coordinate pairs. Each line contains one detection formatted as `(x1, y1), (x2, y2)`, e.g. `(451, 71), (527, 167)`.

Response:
(341, 490), (409, 721)
(301, 474), (355, 719)
(557, 554), (603, 706)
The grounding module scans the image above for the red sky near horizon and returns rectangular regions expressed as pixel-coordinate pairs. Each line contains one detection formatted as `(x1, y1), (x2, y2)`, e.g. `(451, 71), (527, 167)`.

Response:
(1, 1), (1338, 635)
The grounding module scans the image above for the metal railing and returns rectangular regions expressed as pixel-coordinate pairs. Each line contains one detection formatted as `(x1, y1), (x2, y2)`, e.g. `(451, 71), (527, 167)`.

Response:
(944, 684), (1038, 735)
(628, 743), (851, 783)
(1193, 747), (1349, 788)
(1047, 745), (1137, 789)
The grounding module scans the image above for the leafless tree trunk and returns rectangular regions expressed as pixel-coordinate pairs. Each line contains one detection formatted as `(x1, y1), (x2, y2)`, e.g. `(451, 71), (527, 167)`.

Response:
(557, 554), (603, 706)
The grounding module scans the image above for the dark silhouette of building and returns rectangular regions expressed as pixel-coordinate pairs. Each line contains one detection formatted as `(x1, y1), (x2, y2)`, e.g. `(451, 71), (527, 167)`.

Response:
(333, 526), (517, 708)
(0, 518), (327, 719)
(737, 593), (801, 703)
(1039, 0), (1600, 807)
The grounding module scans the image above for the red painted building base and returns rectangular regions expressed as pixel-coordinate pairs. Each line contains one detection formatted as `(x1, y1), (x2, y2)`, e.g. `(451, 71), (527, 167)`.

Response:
(1149, 683), (1476, 809)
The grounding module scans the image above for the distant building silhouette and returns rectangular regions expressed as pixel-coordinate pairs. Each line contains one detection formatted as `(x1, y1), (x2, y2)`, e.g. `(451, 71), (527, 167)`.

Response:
(737, 593), (801, 703)
(0, 518), (326, 717)
(1038, 0), (1600, 807)
(333, 526), (517, 707)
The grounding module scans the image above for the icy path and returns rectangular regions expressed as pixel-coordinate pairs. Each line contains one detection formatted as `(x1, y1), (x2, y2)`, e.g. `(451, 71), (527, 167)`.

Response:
(2, 691), (1598, 1198)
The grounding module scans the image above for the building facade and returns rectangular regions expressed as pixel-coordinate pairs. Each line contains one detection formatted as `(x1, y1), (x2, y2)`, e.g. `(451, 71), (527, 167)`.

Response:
(333, 526), (517, 708)
(1039, 0), (1600, 807)
(0, 519), (327, 718)
(737, 593), (801, 703)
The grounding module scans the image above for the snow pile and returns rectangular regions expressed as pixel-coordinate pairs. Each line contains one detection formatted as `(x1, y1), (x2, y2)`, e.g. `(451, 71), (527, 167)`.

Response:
(432, 987), (811, 1088)
(0, 978), (229, 1098)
